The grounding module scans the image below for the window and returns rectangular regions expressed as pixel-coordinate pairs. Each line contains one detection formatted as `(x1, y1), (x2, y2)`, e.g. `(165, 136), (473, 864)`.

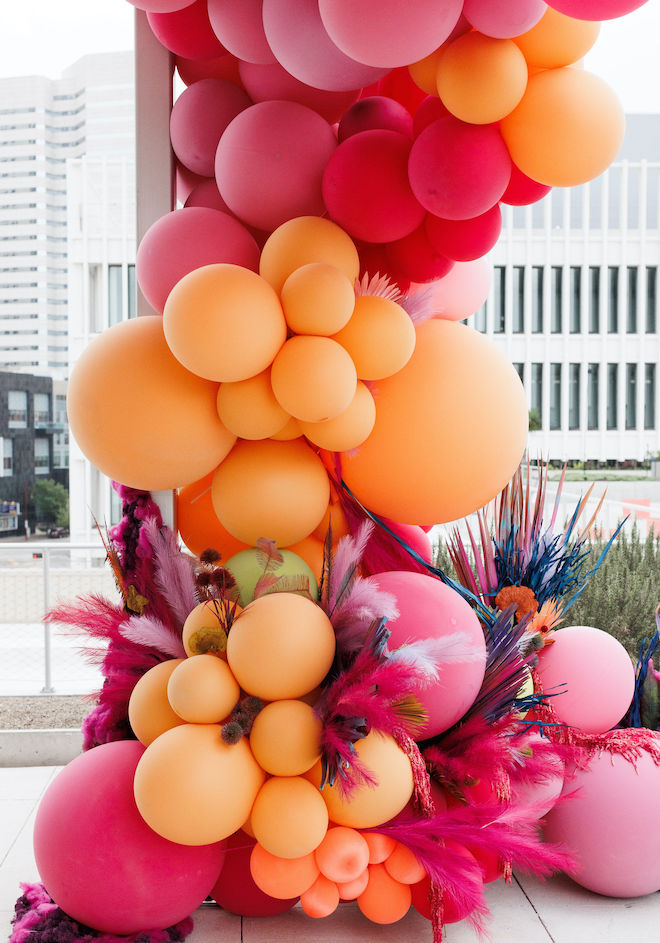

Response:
(108, 264), (123, 326)
(54, 393), (67, 423)
(512, 266), (524, 333)
(627, 267), (638, 333)
(647, 267), (657, 334)
(607, 363), (618, 430)
(550, 363), (561, 430)
(493, 266), (505, 333)
(570, 266), (581, 333)
(645, 363), (656, 430)
(34, 392), (50, 426)
(551, 266), (562, 333)
(569, 363), (580, 430)
(532, 266), (543, 333)
(8, 390), (27, 428)
(625, 364), (637, 430)
(34, 438), (50, 475)
(589, 267), (600, 333)
(531, 363), (543, 427)
(1, 438), (13, 476)
(473, 304), (486, 333)
(587, 363), (599, 430)
(514, 363), (525, 385)
(608, 266), (619, 332)
(127, 264), (137, 319)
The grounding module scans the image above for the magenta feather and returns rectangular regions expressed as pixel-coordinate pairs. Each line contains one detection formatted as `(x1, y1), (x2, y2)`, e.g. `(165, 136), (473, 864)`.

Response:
(141, 516), (198, 629)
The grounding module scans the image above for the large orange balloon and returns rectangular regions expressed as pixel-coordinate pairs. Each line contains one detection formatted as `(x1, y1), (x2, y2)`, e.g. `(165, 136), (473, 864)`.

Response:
(271, 335), (357, 423)
(177, 473), (250, 559)
(250, 776), (329, 859)
(260, 216), (360, 294)
(211, 438), (330, 546)
(513, 7), (600, 69)
(128, 659), (186, 747)
(500, 68), (624, 187)
(163, 263), (287, 382)
(332, 295), (416, 380)
(67, 317), (235, 491)
(341, 319), (527, 524)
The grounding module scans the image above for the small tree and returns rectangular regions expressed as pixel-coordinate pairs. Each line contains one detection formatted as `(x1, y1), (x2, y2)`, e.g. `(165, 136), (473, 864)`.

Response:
(528, 408), (541, 431)
(32, 478), (69, 528)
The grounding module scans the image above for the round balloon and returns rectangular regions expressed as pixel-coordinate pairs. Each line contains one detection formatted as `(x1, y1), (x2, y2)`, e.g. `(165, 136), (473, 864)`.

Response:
(332, 294), (416, 380)
(424, 257), (492, 320)
(147, 0), (226, 58)
(176, 52), (242, 87)
(501, 163), (552, 205)
(385, 225), (454, 284)
(357, 863), (412, 923)
(299, 381), (376, 453)
(250, 699), (322, 776)
(251, 776), (329, 859)
(462, 0), (547, 38)
(425, 205), (502, 262)
(167, 654), (240, 724)
(210, 830), (298, 916)
(224, 547), (319, 607)
(281, 262), (356, 336)
(270, 335), (358, 423)
(128, 659), (187, 747)
(260, 216), (360, 294)
(338, 97), (413, 142)
(217, 369), (291, 441)
(238, 59), (360, 125)
(207, 0), (275, 64)
(177, 473), (250, 559)
(513, 7), (601, 68)
(543, 0), (647, 19)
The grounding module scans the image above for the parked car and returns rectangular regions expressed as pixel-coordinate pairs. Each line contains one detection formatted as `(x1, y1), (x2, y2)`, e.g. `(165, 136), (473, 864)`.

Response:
(47, 526), (69, 538)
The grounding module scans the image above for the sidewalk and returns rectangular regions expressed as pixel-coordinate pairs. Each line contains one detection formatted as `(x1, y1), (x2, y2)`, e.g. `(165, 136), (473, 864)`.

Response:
(1, 766), (657, 943)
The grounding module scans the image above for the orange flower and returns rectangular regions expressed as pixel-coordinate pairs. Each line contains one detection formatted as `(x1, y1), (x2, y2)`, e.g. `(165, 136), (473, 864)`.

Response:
(494, 584), (538, 622)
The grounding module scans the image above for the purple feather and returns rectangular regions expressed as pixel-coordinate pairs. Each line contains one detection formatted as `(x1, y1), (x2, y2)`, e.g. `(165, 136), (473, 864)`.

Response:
(119, 613), (186, 659)
(141, 516), (198, 629)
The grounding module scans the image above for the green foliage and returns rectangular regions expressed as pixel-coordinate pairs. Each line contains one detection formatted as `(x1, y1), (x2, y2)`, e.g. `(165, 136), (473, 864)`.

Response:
(32, 478), (69, 527)
(528, 408), (541, 431)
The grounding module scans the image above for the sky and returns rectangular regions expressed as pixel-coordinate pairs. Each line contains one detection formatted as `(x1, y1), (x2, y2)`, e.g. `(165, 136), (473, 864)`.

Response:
(0, 0), (658, 112)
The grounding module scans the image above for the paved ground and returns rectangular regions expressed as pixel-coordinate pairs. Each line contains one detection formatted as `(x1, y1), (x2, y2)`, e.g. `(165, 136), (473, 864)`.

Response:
(1, 767), (657, 943)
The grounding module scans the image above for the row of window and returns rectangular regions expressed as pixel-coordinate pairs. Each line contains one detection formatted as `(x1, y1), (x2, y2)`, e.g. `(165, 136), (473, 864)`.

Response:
(1, 436), (52, 477)
(8, 390), (53, 428)
(521, 362), (656, 431)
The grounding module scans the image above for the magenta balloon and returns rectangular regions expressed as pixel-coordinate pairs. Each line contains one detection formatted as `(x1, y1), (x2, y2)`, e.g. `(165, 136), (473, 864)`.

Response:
(501, 162), (552, 206)
(176, 53), (242, 86)
(136, 207), (260, 314)
(338, 97), (413, 142)
(381, 520), (434, 564)
(323, 130), (425, 243)
(412, 97), (451, 138)
(386, 224), (454, 284)
(33, 741), (226, 934)
(128, 0), (195, 11)
(408, 116), (512, 220)
(536, 625), (635, 734)
(215, 101), (337, 233)
(545, 0), (648, 19)
(147, 0), (227, 59)
(544, 746), (660, 896)
(425, 258), (492, 320)
(374, 571), (486, 738)
(262, 0), (388, 92)
(175, 161), (208, 204)
(170, 78), (251, 178)
(318, 0), (464, 69)
(463, 0), (548, 39)
(425, 204), (502, 262)
(207, 0), (275, 65)
(238, 60), (359, 124)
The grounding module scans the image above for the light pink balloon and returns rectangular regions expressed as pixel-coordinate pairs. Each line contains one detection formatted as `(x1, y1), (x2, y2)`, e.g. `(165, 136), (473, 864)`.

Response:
(147, 0), (227, 60)
(545, 0), (648, 19)
(544, 746), (660, 896)
(463, 0), (548, 39)
(170, 78), (252, 178)
(374, 570), (487, 738)
(128, 0), (195, 11)
(319, 0), (464, 68)
(207, 0), (275, 65)
(238, 60), (359, 125)
(425, 258), (492, 321)
(262, 0), (388, 92)
(215, 101), (337, 233)
(536, 625), (635, 734)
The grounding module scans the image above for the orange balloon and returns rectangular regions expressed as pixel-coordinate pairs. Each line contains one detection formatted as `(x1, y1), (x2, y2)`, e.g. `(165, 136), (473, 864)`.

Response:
(500, 68), (625, 187)
(217, 369), (290, 440)
(408, 49), (444, 95)
(338, 870), (369, 900)
(133, 723), (265, 845)
(67, 316), (235, 491)
(163, 263), (287, 382)
(249, 699), (322, 776)
(182, 599), (236, 657)
(250, 776), (329, 859)
(128, 659), (186, 747)
(300, 874), (340, 918)
(227, 592), (336, 700)
(437, 33), (528, 125)
(167, 654), (240, 724)
(357, 863), (412, 924)
(260, 216), (360, 295)
(513, 7), (600, 69)
(177, 473), (250, 559)
(315, 827), (370, 883)
(332, 295), (416, 381)
(271, 335), (357, 423)
(271, 416), (303, 440)
(284, 536), (325, 585)
(307, 732), (413, 828)
(281, 263), (356, 335)
(312, 501), (349, 542)
(341, 319), (528, 525)
(250, 844), (319, 898)
(363, 832), (397, 865)
(299, 381), (376, 452)
(211, 438), (330, 546)
(383, 842), (427, 885)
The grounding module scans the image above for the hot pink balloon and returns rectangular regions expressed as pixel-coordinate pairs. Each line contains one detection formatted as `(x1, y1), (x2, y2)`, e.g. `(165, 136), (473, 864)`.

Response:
(238, 60), (359, 125)
(128, 0), (195, 11)
(412, 97), (451, 138)
(545, 0), (648, 19)
(338, 97), (413, 142)
(386, 224), (454, 284)
(363, 68), (429, 117)
(215, 101), (337, 233)
(176, 53), (242, 86)
(425, 205), (502, 262)
(175, 161), (208, 204)
(374, 570), (487, 737)
(262, 0), (388, 92)
(33, 741), (226, 935)
(425, 257), (492, 321)
(147, 0), (227, 59)
(136, 207), (260, 314)
(501, 162), (552, 206)
(409, 116), (512, 220)
(323, 129), (425, 243)
(463, 0), (548, 39)
(170, 78), (252, 177)
(358, 243), (411, 293)
(207, 0), (275, 65)
(535, 625), (635, 734)
(211, 830), (298, 916)
(381, 520), (434, 564)
(185, 177), (232, 212)
(318, 0), (464, 68)
(544, 745), (660, 896)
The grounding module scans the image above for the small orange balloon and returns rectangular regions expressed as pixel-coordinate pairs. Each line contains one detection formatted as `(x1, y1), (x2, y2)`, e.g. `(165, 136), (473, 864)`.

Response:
(357, 863), (412, 924)
(260, 216), (360, 294)
(408, 49), (444, 95)
(281, 263), (355, 336)
(167, 654), (240, 724)
(513, 7), (600, 69)
(182, 599), (235, 657)
(285, 536), (325, 584)
(312, 500), (349, 543)
(338, 870), (369, 900)
(300, 380), (376, 453)
(217, 369), (290, 440)
(250, 844), (319, 898)
(250, 776), (329, 859)
(227, 592), (336, 700)
(332, 295), (415, 380)
(249, 699), (322, 776)
(300, 874), (340, 918)
(384, 842), (427, 885)
(128, 659), (186, 747)
(177, 473), (250, 559)
(363, 832), (397, 865)
(315, 827), (370, 883)
(271, 416), (303, 440)
(271, 335), (357, 423)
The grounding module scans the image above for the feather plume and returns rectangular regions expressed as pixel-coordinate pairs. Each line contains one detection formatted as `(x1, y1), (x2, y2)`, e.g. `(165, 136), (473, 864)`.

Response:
(119, 613), (186, 659)
(141, 516), (198, 629)
(398, 285), (437, 324)
(387, 634), (484, 682)
(354, 271), (402, 301)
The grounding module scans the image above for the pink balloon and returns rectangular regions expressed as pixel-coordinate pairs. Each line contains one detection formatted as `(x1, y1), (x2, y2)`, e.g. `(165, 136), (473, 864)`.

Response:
(363, 68), (429, 117)
(185, 177), (232, 212)
(463, 0), (548, 38)
(545, 0), (648, 19)
(535, 625), (635, 734)
(501, 162), (552, 206)
(358, 243), (411, 293)
(33, 741), (225, 934)
(386, 224), (454, 284)
(211, 830), (298, 916)
(425, 258), (492, 321)
(408, 116), (512, 220)
(323, 129), (425, 243)
(170, 78), (252, 177)
(318, 0), (464, 68)
(128, 0), (195, 10)
(412, 97), (451, 138)
(136, 207), (260, 314)
(338, 97), (413, 142)
(262, 0), (388, 92)
(147, 0), (227, 59)
(374, 571), (487, 737)
(544, 746), (660, 896)
(175, 161), (208, 204)
(425, 205), (502, 262)
(207, 0), (275, 65)
(176, 53), (243, 86)
(238, 60), (359, 125)
(381, 520), (434, 564)
(215, 101), (337, 233)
